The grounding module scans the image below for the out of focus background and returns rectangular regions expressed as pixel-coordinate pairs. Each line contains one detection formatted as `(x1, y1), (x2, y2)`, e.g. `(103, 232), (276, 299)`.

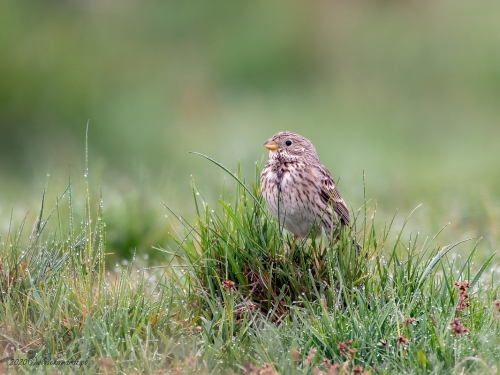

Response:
(1, 0), (499, 261)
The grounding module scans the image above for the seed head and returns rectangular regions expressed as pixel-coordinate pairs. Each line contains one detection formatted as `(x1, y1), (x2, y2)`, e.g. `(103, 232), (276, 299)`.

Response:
(450, 318), (468, 337)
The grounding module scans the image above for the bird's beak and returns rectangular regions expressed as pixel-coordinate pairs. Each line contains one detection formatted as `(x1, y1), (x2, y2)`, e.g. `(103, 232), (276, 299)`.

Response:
(263, 140), (279, 151)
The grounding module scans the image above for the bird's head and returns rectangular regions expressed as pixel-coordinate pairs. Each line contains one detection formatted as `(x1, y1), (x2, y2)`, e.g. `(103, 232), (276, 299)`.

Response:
(263, 131), (318, 163)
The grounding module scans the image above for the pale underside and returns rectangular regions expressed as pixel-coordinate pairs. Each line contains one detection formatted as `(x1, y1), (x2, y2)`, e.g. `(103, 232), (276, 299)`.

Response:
(263, 173), (324, 237)
(261, 160), (348, 239)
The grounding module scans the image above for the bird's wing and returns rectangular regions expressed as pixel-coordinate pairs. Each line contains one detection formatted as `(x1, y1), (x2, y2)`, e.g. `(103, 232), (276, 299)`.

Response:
(314, 164), (350, 225)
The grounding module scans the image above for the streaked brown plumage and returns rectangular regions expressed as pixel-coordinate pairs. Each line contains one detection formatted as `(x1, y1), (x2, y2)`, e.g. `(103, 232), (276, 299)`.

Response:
(260, 131), (349, 239)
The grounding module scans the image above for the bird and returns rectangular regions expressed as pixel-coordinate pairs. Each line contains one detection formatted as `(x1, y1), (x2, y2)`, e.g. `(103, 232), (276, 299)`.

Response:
(260, 131), (350, 240)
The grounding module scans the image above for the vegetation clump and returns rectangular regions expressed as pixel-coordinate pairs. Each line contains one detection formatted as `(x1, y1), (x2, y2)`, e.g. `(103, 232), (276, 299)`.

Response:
(0, 156), (499, 374)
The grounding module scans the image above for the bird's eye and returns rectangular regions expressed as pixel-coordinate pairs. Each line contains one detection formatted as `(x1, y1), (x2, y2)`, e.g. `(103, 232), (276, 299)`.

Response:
(285, 140), (292, 146)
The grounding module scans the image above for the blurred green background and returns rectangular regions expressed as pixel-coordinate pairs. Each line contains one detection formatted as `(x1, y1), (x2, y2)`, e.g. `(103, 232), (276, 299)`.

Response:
(1, 0), (499, 261)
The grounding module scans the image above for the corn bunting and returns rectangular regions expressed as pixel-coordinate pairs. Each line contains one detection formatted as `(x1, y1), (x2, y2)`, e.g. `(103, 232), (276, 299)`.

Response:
(260, 131), (350, 239)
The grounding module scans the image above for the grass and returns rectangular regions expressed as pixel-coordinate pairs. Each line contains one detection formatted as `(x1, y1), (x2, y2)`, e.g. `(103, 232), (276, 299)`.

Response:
(2, 1), (500, 253)
(0, 154), (499, 375)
